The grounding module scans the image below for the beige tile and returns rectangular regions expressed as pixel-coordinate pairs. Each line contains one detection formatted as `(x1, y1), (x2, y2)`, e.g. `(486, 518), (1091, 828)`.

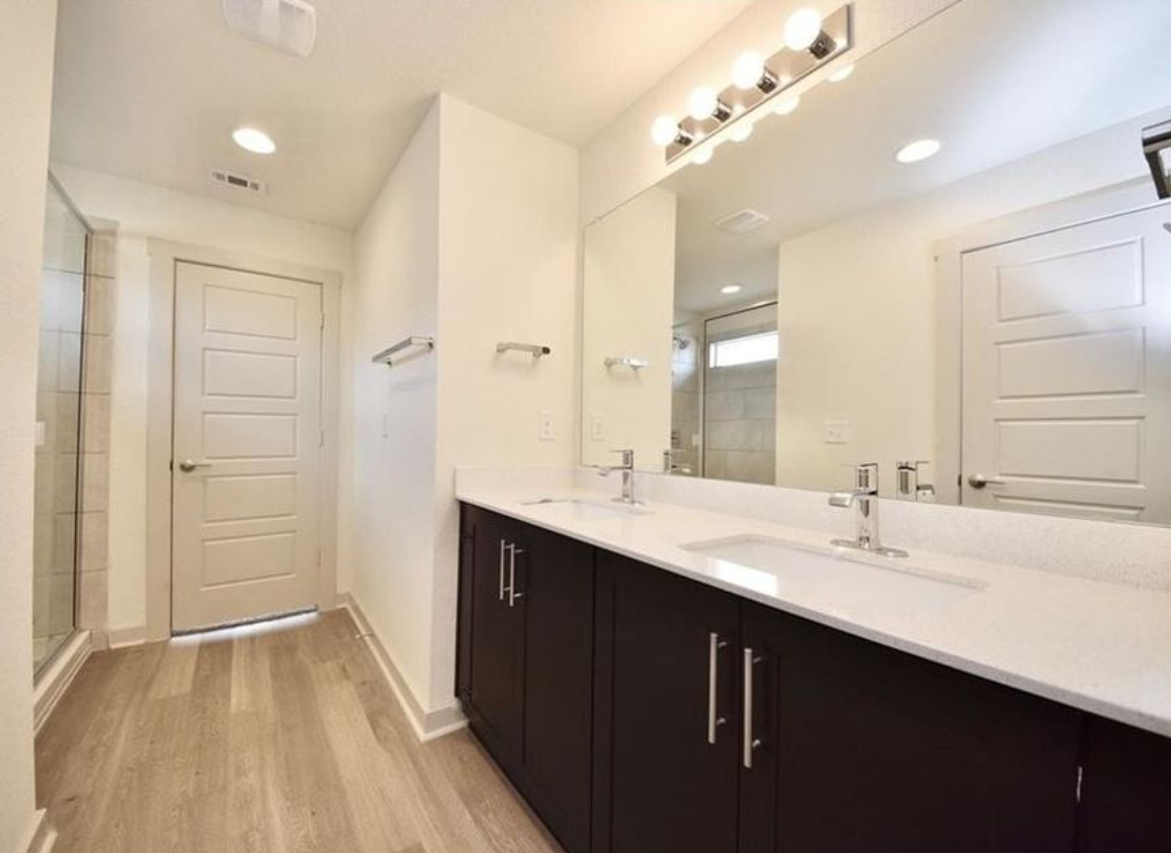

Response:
(38, 329), (60, 390)
(57, 331), (82, 393)
(87, 231), (118, 279)
(80, 512), (109, 572)
(84, 275), (116, 336)
(83, 334), (113, 394)
(48, 572), (76, 635)
(53, 513), (77, 576)
(53, 453), (80, 513)
(78, 569), (107, 632)
(81, 393), (110, 453)
(34, 516), (54, 579)
(55, 392), (80, 452)
(82, 452), (109, 511)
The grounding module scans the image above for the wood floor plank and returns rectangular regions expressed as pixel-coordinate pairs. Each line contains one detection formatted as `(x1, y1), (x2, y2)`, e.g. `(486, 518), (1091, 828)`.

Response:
(35, 609), (565, 853)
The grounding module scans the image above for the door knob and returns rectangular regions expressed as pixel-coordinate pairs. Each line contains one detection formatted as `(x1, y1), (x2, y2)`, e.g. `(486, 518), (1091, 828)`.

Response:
(178, 459), (212, 472)
(967, 473), (1005, 489)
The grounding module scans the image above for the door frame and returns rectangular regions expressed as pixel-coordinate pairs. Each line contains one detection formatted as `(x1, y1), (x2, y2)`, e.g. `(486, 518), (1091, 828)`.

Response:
(931, 178), (1167, 506)
(144, 239), (343, 641)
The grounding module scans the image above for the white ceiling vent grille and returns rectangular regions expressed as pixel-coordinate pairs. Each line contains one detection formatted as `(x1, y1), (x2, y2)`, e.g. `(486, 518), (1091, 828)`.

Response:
(211, 170), (266, 193)
(222, 0), (317, 58)
(713, 209), (771, 235)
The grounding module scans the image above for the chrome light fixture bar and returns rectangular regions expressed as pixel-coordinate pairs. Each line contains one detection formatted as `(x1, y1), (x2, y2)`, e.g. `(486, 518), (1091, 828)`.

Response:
(1143, 119), (1171, 199)
(662, 4), (853, 164)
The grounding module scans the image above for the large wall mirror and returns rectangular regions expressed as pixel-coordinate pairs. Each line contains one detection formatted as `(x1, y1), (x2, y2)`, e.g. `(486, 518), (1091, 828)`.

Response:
(581, 0), (1171, 524)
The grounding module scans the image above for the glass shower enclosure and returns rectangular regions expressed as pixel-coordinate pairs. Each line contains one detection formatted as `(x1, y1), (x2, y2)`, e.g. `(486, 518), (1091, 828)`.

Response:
(33, 176), (90, 674)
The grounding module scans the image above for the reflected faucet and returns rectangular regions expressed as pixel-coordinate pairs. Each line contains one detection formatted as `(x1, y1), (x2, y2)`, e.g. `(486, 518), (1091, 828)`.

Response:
(828, 463), (908, 558)
(598, 449), (640, 505)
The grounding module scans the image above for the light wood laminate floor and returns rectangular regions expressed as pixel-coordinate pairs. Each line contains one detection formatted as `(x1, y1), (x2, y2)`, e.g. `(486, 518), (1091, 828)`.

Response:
(36, 609), (564, 853)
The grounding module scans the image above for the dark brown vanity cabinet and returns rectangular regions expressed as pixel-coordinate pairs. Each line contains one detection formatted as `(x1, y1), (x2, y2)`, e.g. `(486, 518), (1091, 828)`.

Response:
(592, 550), (742, 853)
(457, 506), (595, 853)
(738, 602), (1082, 853)
(457, 503), (1171, 853)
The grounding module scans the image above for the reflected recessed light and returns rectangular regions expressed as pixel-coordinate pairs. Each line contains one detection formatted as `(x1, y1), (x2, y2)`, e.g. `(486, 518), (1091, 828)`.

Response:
(896, 138), (941, 164)
(728, 122), (753, 143)
(828, 62), (855, 82)
(692, 147), (714, 166)
(721, 284), (743, 295)
(773, 95), (800, 116)
(232, 127), (276, 155)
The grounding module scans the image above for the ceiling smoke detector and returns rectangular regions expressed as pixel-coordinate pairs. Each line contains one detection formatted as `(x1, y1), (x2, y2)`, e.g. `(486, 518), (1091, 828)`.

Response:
(713, 208), (771, 235)
(211, 169), (266, 193)
(222, 0), (317, 58)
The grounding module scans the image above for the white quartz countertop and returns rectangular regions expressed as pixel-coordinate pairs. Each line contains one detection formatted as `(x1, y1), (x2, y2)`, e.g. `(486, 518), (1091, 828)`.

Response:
(457, 484), (1171, 738)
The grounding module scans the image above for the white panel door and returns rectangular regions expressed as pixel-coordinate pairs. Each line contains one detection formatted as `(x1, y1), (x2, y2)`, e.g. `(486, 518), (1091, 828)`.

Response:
(172, 262), (322, 632)
(961, 205), (1171, 523)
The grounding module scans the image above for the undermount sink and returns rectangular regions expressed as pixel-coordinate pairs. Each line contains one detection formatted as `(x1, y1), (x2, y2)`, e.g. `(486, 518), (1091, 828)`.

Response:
(681, 535), (987, 603)
(520, 498), (651, 522)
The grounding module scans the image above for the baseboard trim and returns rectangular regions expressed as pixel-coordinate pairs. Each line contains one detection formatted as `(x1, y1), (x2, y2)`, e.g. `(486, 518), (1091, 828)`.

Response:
(106, 625), (148, 649)
(33, 630), (92, 735)
(21, 808), (57, 853)
(336, 593), (467, 742)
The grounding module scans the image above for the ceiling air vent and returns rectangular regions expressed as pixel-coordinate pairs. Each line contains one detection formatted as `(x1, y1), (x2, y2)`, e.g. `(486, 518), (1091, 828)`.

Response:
(713, 208), (771, 235)
(211, 170), (266, 193)
(222, 0), (317, 58)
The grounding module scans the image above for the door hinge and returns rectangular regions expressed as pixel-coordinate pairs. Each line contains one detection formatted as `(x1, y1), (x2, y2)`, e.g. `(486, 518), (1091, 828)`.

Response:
(1075, 764), (1084, 803)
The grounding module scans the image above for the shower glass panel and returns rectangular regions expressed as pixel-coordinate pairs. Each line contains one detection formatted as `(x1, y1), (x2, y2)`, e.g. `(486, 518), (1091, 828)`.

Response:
(33, 177), (89, 674)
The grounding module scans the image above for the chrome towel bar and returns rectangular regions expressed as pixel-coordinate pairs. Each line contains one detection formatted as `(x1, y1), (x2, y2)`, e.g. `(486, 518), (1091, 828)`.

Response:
(372, 335), (435, 367)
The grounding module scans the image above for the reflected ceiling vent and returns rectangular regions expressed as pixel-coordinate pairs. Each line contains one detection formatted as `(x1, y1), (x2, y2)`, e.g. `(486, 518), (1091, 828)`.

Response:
(222, 0), (317, 58)
(713, 208), (770, 235)
(211, 169), (266, 193)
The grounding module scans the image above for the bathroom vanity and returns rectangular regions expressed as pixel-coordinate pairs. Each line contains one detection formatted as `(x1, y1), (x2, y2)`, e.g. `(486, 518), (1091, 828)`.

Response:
(456, 489), (1171, 853)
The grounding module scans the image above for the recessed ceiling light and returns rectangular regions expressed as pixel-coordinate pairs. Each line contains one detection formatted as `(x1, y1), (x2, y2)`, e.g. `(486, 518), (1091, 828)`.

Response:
(721, 284), (743, 295)
(232, 127), (276, 155)
(828, 63), (855, 82)
(896, 138), (941, 164)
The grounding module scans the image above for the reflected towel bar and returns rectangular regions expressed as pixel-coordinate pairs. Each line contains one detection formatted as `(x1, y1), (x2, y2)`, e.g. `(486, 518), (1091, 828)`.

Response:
(496, 341), (551, 356)
(605, 356), (649, 370)
(372, 335), (435, 367)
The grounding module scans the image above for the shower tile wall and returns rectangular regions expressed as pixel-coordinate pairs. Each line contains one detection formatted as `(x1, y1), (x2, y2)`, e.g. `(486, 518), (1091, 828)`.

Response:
(704, 315), (777, 485)
(670, 323), (702, 475)
(33, 181), (114, 671)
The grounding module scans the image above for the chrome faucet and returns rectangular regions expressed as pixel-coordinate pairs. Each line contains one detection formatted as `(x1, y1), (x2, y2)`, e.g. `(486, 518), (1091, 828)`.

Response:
(599, 449), (640, 504)
(828, 463), (908, 558)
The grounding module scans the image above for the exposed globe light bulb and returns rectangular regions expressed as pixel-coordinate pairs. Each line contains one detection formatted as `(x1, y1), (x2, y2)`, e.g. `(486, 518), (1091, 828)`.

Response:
(688, 86), (720, 121)
(784, 8), (824, 51)
(895, 138), (942, 164)
(651, 115), (680, 147)
(728, 122), (753, 143)
(692, 147), (714, 166)
(828, 62), (855, 82)
(732, 52), (767, 90)
(232, 127), (276, 155)
(773, 95), (800, 116)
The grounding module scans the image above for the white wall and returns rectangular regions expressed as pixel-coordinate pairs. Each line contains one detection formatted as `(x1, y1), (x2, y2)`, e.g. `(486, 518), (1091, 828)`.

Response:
(349, 99), (443, 710)
(774, 111), (1160, 496)
(49, 165), (353, 637)
(0, 2), (58, 850)
(579, 0), (956, 224)
(581, 187), (676, 468)
(348, 93), (579, 716)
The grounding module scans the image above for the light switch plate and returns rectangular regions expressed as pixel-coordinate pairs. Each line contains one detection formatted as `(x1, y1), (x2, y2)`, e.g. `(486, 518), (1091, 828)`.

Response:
(824, 420), (850, 444)
(538, 411), (555, 441)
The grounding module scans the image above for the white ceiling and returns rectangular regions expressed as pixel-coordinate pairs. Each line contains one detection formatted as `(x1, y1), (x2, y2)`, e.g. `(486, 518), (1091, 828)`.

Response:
(49, 0), (754, 230)
(659, 0), (1171, 317)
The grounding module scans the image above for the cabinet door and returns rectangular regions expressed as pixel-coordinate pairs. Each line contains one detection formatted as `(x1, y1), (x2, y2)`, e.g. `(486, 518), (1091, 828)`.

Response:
(514, 524), (595, 853)
(463, 507), (523, 764)
(1079, 716), (1171, 851)
(740, 603), (1080, 853)
(594, 551), (740, 853)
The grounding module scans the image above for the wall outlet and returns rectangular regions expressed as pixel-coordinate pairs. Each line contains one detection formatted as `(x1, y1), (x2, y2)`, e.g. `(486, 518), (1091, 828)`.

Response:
(590, 413), (605, 442)
(538, 411), (555, 441)
(824, 420), (851, 445)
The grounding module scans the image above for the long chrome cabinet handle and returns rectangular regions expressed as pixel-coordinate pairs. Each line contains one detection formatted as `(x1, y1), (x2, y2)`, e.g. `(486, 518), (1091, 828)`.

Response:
(708, 632), (727, 744)
(508, 546), (525, 607)
(498, 540), (508, 601)
(743, 647), (763, 768)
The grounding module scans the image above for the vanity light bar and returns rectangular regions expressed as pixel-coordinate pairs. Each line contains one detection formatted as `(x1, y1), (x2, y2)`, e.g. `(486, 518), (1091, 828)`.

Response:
(662, 3), (854, 165)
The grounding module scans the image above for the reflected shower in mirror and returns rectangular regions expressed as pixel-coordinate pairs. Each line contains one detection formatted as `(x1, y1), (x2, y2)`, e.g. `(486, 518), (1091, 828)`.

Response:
(580, 0), (1171, 525)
